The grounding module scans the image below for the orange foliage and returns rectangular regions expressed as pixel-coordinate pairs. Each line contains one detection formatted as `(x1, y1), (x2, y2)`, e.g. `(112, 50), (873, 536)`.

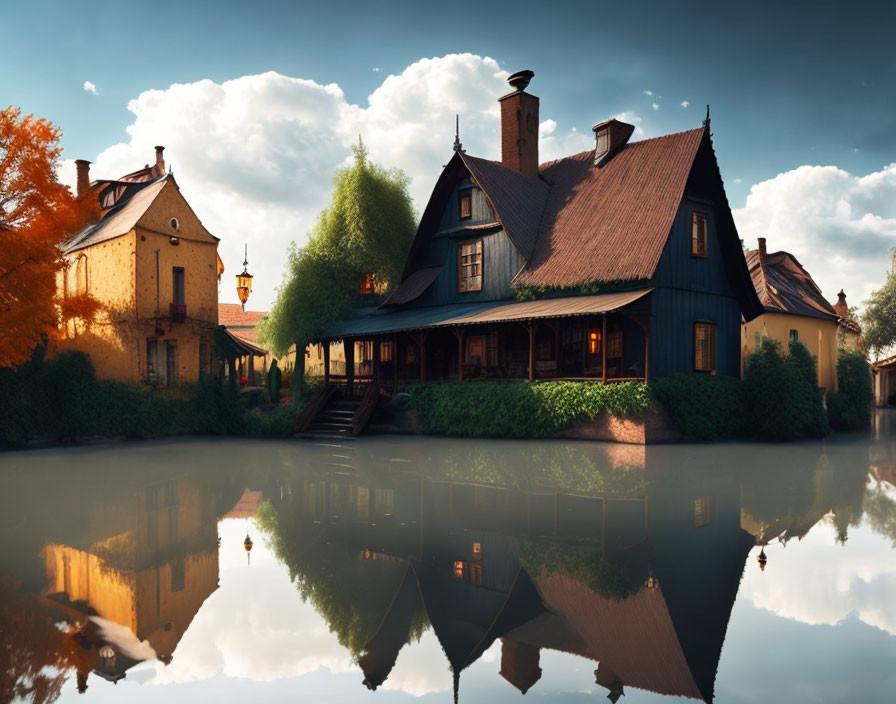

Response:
(0, 106), (100, 367)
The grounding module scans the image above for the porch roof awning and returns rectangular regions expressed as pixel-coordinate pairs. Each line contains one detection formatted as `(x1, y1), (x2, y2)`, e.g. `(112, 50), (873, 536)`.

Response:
(215, 325), (268, 358)
(325, 288), (652, 339)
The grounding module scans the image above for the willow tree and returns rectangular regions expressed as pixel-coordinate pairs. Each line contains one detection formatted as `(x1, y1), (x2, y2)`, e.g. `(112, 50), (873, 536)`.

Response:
(862, 271), (896, 358)
(258, 140), (416, 383)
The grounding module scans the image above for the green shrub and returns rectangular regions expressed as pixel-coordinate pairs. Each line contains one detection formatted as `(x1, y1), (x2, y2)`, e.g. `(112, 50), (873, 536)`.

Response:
(650, 373), (744, 440)
(189, 376), (247, 435)
(742, 338), (828, 440)
(828, 349), (872, 431)
(405, 380), (650, 438)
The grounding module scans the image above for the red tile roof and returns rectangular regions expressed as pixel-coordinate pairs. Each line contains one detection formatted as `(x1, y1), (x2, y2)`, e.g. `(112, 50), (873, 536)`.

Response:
(218, 303), (267, 328)
(744, 248), (839, 320)
(515, 128), (705, 287)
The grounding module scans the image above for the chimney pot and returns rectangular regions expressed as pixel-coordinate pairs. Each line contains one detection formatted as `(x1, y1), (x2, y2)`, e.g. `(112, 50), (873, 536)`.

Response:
(499, 70), (539, 178)
(75, 159), (91, 198)
(758, 237), (767, 257)
(154, 146), (166, 176)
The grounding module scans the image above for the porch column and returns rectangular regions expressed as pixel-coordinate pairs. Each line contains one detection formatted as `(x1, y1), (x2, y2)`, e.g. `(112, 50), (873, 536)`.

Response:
(456, 327), (464, 381)
(528, 322), (535, 382)
(392, 333), (398, 393)
(644, 327), (650, 384)
(344, 338), (354, 395)
(373, 336), (381, 386)
(249, 355), (255, 385)
(601, 314), (608, 383)
(324, 342), (330, 387)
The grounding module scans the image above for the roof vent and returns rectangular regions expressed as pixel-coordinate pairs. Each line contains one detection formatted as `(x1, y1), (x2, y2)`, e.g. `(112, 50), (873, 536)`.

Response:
(592, 119), (635, 166)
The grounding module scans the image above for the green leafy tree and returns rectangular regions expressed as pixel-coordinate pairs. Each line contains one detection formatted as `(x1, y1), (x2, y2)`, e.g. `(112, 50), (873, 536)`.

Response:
(861, 270), (896, 357)
(258, 140), (416, 378)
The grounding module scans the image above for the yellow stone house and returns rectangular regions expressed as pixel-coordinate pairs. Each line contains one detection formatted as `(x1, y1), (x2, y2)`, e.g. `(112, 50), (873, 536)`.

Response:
(741, 238), (842, 391)
(56, 147), (221, 385)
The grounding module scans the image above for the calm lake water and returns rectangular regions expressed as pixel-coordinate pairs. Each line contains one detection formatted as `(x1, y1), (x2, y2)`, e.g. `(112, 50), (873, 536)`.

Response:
(3, 415), (896, 704)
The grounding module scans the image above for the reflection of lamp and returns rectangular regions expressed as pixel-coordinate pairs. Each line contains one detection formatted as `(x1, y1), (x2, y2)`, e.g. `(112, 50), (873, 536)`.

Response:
(98, 644), (115, 662)
(236, 244), (253, 312)
(472, 542), (482, 559)
(758, 547), (767, 571)
(244, 532), (253, 565)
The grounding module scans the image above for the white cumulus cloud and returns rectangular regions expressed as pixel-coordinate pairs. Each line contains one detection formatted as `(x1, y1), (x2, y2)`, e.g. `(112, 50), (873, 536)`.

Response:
(83, 80), (98, 95)
(643, 90), (653, 96)
(733, 162), (896, 308)
(58, 55), (586, 310)
(681, 100), (689, 108)
(651, 102), (659, 111)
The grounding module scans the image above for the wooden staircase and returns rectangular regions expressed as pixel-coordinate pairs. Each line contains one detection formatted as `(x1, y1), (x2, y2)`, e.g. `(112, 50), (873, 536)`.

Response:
(296, 382), (382, 439)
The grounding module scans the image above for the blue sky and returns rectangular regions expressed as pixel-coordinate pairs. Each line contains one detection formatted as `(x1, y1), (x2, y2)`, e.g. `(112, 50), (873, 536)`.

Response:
(5, 0), (895, 309)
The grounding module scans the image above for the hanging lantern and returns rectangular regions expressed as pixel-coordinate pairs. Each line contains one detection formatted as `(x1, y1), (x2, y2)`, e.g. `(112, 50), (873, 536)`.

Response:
(757, 547), (767, 571)
(236, 243), (253, 312)
(244, 532), (253, 565)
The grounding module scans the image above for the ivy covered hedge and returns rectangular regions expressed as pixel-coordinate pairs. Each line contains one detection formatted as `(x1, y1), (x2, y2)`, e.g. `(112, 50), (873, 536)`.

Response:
(650, 373), (744, 440)
(0, 350), (305, 449)
(405, 379), (651, 438)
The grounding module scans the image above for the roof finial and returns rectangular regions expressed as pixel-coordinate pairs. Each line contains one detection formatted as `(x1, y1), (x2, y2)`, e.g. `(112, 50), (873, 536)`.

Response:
(703, 104), (711, 128)
(453, 114), (465, 153)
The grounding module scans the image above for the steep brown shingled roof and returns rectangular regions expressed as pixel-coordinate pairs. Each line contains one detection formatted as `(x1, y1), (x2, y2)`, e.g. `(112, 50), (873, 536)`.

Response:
(744, 248), (839, 320)
(459, 153), (550, 259)
(381, 266), (442, 307)
(515, 128), (705, 287)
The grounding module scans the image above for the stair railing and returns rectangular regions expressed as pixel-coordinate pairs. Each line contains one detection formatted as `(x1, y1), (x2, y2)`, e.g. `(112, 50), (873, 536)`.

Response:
(351, 381), (381, 436)
(295, 384), (336, 434)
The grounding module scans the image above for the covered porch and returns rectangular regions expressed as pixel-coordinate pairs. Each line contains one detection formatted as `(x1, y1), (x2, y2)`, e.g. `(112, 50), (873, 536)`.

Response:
(320, 290), (652, 393)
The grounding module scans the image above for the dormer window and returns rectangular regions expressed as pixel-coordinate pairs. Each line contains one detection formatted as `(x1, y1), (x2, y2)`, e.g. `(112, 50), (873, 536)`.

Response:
(595, 129), (609, 159)
(459, 190), (472, 220)
(359, 272), (375, 295)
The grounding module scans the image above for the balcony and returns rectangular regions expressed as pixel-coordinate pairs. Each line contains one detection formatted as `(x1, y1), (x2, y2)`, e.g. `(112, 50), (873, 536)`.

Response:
(170, 303), (187, 322)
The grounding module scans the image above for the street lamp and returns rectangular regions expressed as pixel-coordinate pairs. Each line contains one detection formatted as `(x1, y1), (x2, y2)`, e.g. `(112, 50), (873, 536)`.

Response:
(236, 244), (253, 312)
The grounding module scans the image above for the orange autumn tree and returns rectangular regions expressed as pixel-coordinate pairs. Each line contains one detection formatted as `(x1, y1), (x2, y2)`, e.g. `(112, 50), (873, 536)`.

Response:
(0, 106), (100, 367)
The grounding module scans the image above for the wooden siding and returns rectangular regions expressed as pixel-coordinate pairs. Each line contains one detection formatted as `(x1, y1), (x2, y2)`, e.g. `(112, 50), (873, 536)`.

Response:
(652, 197), (736, 298)
(415, 230), (524, 306)
(649, 287), (742, 377)
(436, 180), (495, 231)
(410, 181), (523, 307)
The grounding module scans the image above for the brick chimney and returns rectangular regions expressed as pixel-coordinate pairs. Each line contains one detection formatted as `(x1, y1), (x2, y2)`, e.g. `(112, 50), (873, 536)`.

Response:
(834, 289), (850, 319)
(499, 639), (542, 694)
(154, 146), (166, 176)
(757, 237), (767, 258)
(592, 118), (635, 165)
(499, 70), (539, 178)
(75, 159), (91, 198)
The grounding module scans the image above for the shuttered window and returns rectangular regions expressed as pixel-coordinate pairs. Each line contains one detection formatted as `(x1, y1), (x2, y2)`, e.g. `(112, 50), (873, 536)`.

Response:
(694, 322), (717, 372)
(458, 240), (483, 292)
(692, 211), (708, 257)
(459, 190), (472, 220)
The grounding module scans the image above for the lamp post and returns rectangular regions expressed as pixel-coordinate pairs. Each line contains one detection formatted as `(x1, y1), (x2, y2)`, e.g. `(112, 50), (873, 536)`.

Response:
(236, 244), (253, 312)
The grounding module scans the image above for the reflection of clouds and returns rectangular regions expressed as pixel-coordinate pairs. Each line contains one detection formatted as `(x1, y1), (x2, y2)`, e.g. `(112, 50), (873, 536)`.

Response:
(146, 519), (355, 685)
(742, 517), (896, 634)
(380, 631), (449, 697)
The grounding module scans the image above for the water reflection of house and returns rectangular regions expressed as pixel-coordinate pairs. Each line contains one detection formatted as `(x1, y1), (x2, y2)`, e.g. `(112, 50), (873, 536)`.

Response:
(261, 446), (751, 702)
(42, 477), (219, 682)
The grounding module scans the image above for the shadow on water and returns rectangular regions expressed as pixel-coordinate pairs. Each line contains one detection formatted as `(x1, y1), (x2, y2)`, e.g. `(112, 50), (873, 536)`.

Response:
(0, 415), (894, 702)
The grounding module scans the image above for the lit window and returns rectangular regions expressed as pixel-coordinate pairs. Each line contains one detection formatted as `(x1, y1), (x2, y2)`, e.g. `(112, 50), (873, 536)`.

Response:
(692, 212), (708, 257)
(458, 240), (483, 292)
(453, 560), (465, 579)
(694, 496), (711, 527)
(789, 329), (799, 344)
(469, 563), (483, 585)
(359, 272), (374, 295)
(588, 330), (601, 355)
(472, 542), (482, 558)
(694, 322), (716, 373)
(459, 190), (472, 220)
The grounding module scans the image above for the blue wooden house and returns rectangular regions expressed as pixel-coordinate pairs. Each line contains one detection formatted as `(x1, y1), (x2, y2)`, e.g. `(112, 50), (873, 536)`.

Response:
(322, 70), (762, 389)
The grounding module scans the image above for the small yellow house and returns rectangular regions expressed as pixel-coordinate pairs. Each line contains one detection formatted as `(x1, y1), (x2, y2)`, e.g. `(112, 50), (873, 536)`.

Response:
(742, 238), (841, 391)
(56, 148), (220, 385)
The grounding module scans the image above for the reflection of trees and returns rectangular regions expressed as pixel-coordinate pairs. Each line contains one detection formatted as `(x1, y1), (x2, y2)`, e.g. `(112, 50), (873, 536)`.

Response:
(254, 501), (427, 656)
(0, 578), (69, 704)
(863, 484), (896, 548)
